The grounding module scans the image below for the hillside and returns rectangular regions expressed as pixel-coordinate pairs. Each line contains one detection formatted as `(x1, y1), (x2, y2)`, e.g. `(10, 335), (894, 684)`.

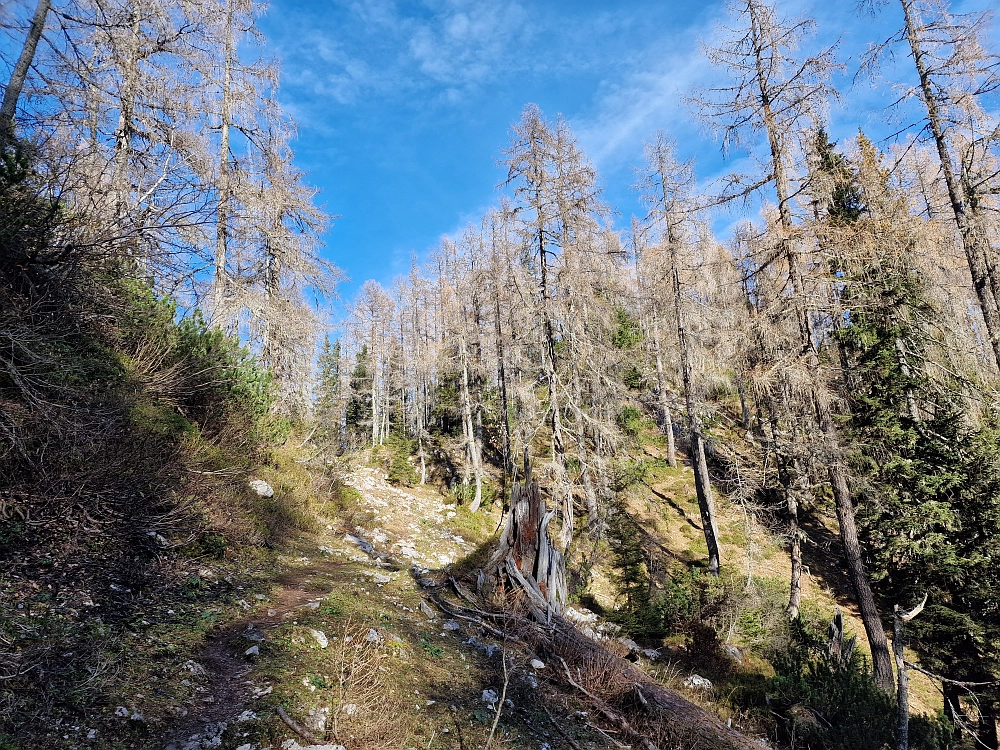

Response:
(1, 422), (949, 750)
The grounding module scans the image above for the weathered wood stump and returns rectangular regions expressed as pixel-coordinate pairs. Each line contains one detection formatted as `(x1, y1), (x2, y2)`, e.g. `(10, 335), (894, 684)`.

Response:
(478, 452), (566, 623)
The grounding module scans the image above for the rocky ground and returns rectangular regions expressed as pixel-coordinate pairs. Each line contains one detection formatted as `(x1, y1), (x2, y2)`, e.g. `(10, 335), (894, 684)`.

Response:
(151, 465), (621, 750)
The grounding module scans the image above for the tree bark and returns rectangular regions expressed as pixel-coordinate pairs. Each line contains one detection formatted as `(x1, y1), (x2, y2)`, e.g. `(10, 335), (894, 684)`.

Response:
(818, 391), (895, 692)
(0, 0), (50, 139)
(461, 333), (484, 512)
(670, 242), (721, 576)
(652, 318), (678, 467)
(479, 452), (566, 623)
(212, 0), (235, 327)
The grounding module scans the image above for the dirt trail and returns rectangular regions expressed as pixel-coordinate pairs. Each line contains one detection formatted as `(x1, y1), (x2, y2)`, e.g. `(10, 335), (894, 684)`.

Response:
(156, 468), (490, 750)
(159, 557), (351, 750)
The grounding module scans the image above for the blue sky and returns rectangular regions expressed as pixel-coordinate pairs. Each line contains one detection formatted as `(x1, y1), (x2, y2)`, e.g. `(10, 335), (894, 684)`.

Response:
(255, 0), (998, 310)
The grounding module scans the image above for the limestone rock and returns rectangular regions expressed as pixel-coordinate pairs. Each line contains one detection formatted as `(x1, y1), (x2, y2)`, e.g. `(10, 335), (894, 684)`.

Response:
(683, 674), (713, 691)
(309, 629), (329, 648)
(248, 479), (274, 497)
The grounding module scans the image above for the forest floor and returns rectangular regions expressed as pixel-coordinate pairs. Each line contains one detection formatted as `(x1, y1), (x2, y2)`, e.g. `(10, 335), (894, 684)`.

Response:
(8, 435), (939, 750)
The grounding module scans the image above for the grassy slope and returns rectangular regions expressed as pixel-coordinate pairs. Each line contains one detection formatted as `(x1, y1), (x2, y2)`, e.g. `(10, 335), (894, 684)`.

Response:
(591, 425), (940, 721)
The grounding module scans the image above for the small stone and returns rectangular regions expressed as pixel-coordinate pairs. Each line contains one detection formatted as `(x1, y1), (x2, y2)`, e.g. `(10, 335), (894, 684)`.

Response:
(641, 648), (661, 661)
(365, 628), (383, 644)
(183, 660), (206, 676)
(236, 709), (257, 722)
(481, 688), (499, 704)
(129, 711), (144, 723)
(114, 706), (129, 718)
(342, 703), (359, 715)
(254, 593), (267, 601)
(530, 658), (545, 670)
(235, 745), (253, 750)
(442, 619), (460, 631)
(617, 637), (641, 653)
(245, 624), (265, 642)
(419, 600), (437, 620)
(244, 645), (259, 657)
(248, 479), (274, 497)
(683, 674), (713, 691)
(372, 573), (391, 584)
(86, 729), (97, 739)
(309, 629), (329, 648)
(723, 644), (745, 664)
(305, 707), (329, 733)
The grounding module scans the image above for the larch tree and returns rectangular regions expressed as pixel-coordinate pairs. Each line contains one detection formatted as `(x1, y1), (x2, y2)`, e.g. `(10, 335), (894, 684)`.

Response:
(638, 136), (722, 576)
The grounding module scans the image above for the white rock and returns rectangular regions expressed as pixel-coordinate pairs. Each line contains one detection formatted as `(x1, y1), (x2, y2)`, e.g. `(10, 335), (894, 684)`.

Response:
(481, 689), (499, 704)
(365, 628), (383, 644)
(248, 479), (274, 497)
(342, 703), (359, 715)
(305, 707), (329, 733)
(236, 710), (257, 722)
(443, 619), (460, 631)
(419, 600), (437, 620)
(617, 637), (641, 653)
(530, 658), (545, 670)
(86, 729), (97, 740)
(372, 573), (391, 584)
(235, 745), (253, 750)
(683, 674), (713, 691)
(244, 645), (259, 657)
(114, 706), (129, 718)
(183, 660), (206, 676)
(309, 629), (329, 648)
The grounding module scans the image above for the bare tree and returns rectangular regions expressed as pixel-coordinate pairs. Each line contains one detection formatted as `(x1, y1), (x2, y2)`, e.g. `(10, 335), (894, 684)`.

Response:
(639, 137), (722, 576)
(697, 0), (895, 690)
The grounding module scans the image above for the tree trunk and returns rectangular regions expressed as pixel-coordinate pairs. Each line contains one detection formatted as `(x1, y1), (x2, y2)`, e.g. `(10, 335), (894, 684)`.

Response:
(494, 292), (514, 489)
(460, 334), (484, 511)
(944, 683), (965, 741)
(212, 0), (235, 327)
(980, 699), (999, 750)
(0, 0), (50, 139)
(894, 609), (911, 750)
(536, 217), (572, 549)
(479, 452), (567, 623)
(818, 390), (895, 692)
(670, 250), (721, 576)
(652, 318), (678, 467)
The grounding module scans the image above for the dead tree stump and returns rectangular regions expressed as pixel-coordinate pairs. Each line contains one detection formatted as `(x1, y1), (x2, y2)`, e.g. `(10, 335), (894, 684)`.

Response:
(478, 452), (566, 623)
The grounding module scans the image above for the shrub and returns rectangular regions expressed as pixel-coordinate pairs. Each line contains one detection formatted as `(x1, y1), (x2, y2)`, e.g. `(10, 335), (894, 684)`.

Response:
(766, 618), (952, 750)
(378, 433), (418, 486)
(617, 405), (644, 436)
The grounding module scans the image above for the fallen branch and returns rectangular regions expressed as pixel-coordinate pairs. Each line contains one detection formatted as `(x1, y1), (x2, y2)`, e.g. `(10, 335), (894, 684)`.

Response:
(558, 656), (659, 750)
(540, 702), (585, 750)
(485, 647), (511, 750)
(276, 706), (318, 743)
